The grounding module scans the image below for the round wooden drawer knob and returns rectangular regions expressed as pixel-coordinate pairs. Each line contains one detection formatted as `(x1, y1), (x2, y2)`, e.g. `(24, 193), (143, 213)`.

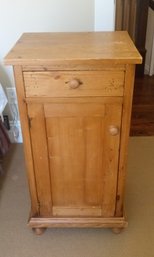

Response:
(109, 126), (119, 136)
(68, 79), (82, 89)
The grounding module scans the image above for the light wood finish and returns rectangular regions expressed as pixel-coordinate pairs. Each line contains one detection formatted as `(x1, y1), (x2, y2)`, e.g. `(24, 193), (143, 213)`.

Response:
(25, 97), (123, 105)
(5, 32), (142, 232)
(33, 228), (46, 235)
(27, 104), (52, 217)
(24, 71), (125, 97)
(44, 101), (122, 217)
(29, 216), (128, 228)
(115, 65), (135, 217)
(44, 102), (105, 117)
(13, 66), (38, 216)
(4, 32), (142, 66)
(22, 64), (126, 71)
(52, 206), (102, 217)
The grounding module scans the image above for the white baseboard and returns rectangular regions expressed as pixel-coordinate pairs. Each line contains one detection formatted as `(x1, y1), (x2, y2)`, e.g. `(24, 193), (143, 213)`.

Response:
(144, 63), (154, 76)
(144, 64), (150, 75)
(7, 120), (23, 143)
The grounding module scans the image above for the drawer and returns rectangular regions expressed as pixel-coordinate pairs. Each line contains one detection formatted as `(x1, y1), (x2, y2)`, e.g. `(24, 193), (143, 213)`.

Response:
(23, 71), (125, 97)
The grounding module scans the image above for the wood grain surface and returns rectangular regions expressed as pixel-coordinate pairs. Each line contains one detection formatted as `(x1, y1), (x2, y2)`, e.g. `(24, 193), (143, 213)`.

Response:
(4, 32), (142, 66)
(4, 32), (141, 231)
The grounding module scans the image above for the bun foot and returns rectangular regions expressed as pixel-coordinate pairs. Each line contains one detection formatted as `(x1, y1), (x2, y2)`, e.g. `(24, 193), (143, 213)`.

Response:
(33, 227), (46, 235)
(112, 227), (124, 234)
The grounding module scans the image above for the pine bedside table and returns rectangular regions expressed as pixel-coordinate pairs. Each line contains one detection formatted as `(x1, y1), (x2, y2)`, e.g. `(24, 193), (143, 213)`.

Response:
(4, 32), (142, 235)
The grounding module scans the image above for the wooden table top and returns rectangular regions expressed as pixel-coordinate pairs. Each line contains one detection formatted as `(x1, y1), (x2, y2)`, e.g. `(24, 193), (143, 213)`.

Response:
(4, 31), (142, 66)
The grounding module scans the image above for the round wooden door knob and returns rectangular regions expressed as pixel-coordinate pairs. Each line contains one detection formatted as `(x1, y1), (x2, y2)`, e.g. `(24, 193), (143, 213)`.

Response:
(68, 79), (82, 89)
(109, 125), (119, 136)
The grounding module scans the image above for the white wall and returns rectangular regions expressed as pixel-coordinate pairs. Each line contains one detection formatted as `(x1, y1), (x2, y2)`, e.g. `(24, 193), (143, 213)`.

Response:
(0, 0), (116, 89)
(0, 0), (115, 76)
(0, 0), (116, 60)
(0, 0), (94, 69)
(0, 0), (115, 141)
(95, 0), (115, 31)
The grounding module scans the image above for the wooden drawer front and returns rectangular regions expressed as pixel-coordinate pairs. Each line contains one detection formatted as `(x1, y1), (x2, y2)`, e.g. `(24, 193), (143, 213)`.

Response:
(24, 71), (124, 97)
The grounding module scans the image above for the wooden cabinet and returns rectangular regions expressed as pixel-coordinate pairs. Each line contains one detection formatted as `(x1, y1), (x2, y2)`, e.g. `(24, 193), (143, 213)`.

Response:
(28, 100), (122, 218)
(4, 32), (142, 234)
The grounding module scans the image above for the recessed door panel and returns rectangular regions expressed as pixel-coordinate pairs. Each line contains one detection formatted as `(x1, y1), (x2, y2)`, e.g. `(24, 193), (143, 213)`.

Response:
(44, 102), (122, 217)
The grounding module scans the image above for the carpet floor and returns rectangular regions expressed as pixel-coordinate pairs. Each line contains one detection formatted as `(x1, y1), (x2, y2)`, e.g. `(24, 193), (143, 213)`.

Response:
(0, 137), (154, 257)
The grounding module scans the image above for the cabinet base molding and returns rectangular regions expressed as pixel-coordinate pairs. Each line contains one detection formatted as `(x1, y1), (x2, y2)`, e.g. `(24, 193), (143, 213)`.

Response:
(28, 216), (128, 229)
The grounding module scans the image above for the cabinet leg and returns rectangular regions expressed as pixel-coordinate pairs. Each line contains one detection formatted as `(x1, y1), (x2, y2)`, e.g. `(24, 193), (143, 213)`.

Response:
(33, 227), (46, 235)
(112, 227), (124, 234)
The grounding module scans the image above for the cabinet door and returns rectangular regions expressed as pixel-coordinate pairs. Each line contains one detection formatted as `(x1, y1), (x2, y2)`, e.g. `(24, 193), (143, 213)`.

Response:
(28, 100), (122, 217)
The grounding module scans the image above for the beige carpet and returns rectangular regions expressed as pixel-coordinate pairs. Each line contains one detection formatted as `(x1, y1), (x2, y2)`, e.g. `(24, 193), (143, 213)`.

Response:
(0, 137), (154, 257)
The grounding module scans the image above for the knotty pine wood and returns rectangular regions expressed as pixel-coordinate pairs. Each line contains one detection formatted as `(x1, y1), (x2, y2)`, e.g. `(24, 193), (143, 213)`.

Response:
(22, 64), (126, 72)
(25, 97), (123, 105)
(27, 103), (52, 217)
(4, 32), (141, 232)
(45, 101), (122, 217)
(23, 70), (125, 97)
(115, 64), (136, 217)
(13, 66), (38, 216)
(4, 32), (142, 66)
(29, 216), (128, 228)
